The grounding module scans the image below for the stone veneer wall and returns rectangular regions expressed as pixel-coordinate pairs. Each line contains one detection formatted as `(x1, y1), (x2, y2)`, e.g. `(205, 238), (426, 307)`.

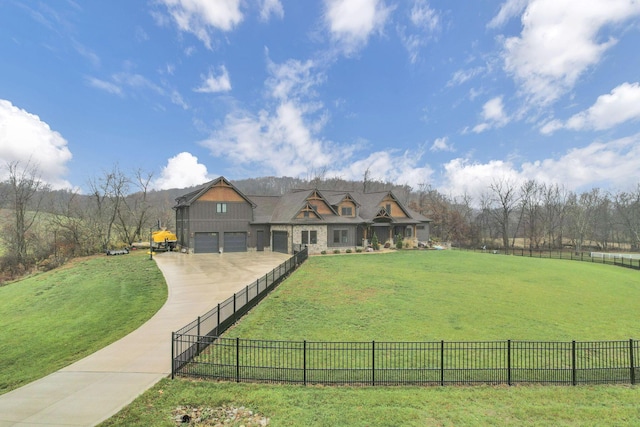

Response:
(292, 225), (327, 254)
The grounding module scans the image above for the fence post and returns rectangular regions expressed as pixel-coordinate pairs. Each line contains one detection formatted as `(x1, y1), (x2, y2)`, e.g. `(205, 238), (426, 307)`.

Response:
(236, 337), (240, 383)
(197, 316), (201, 354)
(507, 340), (511, 386)
(233, 293), (237, 322)
(630, 339), (636, 385)
(217, 303), (221, 335)
(372, 341), (376, 386)
(572, 340), (577, 386)
(303, 340), (307, 386)
(171, 332), (175, 379)
(440, 340), (445, 386)
(246, 285), (249, 305)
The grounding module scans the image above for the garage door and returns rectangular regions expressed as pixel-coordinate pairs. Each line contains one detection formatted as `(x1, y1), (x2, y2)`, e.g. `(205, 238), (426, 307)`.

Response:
(272, 231), (288, 253)
(194, 232), (219, 253)
(223, 232), (247, 252)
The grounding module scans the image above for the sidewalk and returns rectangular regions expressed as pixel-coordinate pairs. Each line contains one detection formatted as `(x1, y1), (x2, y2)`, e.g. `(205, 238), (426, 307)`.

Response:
(0, 251), (290, 427)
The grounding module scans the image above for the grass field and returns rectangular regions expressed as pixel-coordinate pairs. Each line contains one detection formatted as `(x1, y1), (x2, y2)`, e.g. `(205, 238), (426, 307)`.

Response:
(0, 251), (167, 394)
(102, 250), (640, 426)
(223, 250), (640, 341)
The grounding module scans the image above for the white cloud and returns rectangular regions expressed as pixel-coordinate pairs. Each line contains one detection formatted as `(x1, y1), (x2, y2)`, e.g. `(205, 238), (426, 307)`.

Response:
(87, 71), (188, 109)
(399, 0), (440, 63)
(0, 99), (72, 189)
(158, 0), (243, 49)
(194, 66), (232, 93)
(324, 0), (393, 55)
(541, 82), (640, 134)
(566, 82), (640, 131)
(199, 57), (340, 176)
(259, 0), (284, 22)
(329, 148), (434, 189)
(520, 134), (640, 189)
(499, 0), (640, 105)
(430, 137), (454, 152)
(441, 158), (522, 199)
(440, 133), (640, 198)
(86, 77), (123, 96)
(447, 66), (484, 87)
(152, 152), (212, 190)
(473, 96), (509, 133)
(200, 101), (340, 177)
(487, 0), (528, 29)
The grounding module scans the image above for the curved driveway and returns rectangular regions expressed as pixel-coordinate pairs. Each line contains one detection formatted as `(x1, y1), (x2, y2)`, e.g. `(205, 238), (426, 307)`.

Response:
(0, 251), (290, 427)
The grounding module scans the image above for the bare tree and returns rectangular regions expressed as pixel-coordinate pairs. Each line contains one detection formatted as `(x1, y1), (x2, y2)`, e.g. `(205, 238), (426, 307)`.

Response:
(566, 188), (602, 253)
(488, 178), (521, 254)
(519, 180), (544, 252)
(613, 184), (640, 250)
(540, 183), (569, 249)
(2, 161), (49, 266)
(116, 169), (154, 245)
(87, 165), (130, 250)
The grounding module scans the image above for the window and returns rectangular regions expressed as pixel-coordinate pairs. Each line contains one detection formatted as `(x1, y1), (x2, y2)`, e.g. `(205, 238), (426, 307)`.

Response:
(341, 206), (353, 216)
(385, 204), (391, 215)
(333, 229), (348, 244)
(216, 203), (227, 213)
(303, 211), (310, 218)
(301, 230), (318, 245)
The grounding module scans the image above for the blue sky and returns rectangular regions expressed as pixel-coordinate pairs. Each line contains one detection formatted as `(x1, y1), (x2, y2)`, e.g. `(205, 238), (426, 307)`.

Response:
(1, 0), (640, 197)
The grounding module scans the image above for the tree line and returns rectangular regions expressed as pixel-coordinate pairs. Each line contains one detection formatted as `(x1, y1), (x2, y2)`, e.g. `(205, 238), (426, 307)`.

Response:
(0, 161), (174, 282)
(1, 161), (638, 283)
(408, 178), (640, 254)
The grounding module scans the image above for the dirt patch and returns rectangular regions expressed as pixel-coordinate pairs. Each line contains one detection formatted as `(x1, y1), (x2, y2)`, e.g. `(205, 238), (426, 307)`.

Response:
(172, 405), (269, 426)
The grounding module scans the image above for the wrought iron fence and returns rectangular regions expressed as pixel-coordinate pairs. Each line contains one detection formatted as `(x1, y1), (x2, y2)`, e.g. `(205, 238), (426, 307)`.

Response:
(465, 247), (640, 270)
(171, 247), (308, 377)
(173, 337), (639, 386)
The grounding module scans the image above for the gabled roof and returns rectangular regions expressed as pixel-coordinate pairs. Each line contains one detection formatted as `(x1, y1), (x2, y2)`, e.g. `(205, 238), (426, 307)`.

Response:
(174, 176), (431, 224)
(173, 176), (256, 208)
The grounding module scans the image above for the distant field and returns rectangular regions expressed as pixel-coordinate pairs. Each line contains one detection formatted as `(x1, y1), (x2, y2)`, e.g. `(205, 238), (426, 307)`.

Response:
(0, 251), (167, 394)
(222, 250), (640, 342)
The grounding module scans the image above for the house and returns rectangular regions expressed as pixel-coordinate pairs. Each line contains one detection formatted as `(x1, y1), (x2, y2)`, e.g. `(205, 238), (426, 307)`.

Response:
(173, 176), (431, 254)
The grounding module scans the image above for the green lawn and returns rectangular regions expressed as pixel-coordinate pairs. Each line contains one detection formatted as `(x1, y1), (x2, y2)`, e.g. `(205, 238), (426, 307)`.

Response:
(103, 250), (640, 426)
(102, 378), (640, 427)
(223, 250), (640, 341)
(0, 251), (167, 394)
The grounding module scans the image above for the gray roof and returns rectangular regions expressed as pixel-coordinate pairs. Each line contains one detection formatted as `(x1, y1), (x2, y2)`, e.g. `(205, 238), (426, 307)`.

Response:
(174, 176), (431, 225)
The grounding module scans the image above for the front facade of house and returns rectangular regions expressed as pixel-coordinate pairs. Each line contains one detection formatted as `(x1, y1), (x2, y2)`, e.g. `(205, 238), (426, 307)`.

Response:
(174, 177), (431, 254)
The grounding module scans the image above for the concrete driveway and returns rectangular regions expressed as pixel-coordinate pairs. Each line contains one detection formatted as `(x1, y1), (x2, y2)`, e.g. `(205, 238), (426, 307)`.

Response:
(0, 251), (290, 427)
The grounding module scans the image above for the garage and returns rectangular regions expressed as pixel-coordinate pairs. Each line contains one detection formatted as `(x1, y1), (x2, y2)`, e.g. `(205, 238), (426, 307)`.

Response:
(194, 232), (219, 253)
(223, 232), (247, 252)
(272, 231), (288, 254)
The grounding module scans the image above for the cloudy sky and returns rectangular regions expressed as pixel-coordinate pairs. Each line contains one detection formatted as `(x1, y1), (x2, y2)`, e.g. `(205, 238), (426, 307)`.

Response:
(1, 0), (639, 197)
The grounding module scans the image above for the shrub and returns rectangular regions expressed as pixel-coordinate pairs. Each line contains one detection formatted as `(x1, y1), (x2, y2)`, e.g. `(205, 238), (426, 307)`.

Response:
(345, 248), (352, 253)
(371, 233), (379, 250)
(333, 249), (341, 254)
(395, 234), (403, 250)
(320, 250), (327, 255)
(355, 248), (363, 253)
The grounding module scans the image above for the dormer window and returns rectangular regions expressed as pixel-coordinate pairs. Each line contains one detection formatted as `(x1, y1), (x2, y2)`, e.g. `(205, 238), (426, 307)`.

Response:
(341, 207), (352, 216)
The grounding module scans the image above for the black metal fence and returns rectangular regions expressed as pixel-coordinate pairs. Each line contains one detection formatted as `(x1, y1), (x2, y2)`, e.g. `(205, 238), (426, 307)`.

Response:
(171, 247), (308, 378)
(466, 247), (640, 270)
(173, 337), (640, 386)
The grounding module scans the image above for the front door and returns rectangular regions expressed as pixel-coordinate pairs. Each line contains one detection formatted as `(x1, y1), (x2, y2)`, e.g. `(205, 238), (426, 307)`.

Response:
(257, 230), (264, 251)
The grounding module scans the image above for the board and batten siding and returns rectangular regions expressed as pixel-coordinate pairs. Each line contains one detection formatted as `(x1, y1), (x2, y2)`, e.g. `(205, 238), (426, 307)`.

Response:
(327, 224), (358, 247)
(188, 201), (253, 232)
